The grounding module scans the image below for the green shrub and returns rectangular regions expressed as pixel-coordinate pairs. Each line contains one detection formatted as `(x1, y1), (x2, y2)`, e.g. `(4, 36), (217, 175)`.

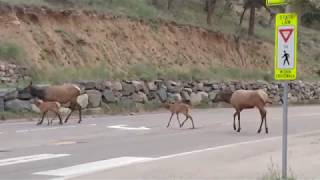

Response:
(0, 41), (25, 64)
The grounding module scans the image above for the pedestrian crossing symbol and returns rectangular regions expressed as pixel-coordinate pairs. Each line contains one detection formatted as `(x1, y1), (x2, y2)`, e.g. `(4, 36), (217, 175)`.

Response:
(274, 13), (298, 80)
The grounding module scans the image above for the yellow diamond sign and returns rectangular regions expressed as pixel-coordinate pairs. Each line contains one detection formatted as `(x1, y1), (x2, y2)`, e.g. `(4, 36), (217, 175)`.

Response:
(266, 0), (288, 6)
(274, 13), (298, 81)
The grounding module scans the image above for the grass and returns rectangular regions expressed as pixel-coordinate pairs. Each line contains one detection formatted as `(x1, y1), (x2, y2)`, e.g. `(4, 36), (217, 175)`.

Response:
(28, 64), (111, 84)
(0, 0), (319, 82)
(0, 41), (25, 64)
(261, 159), (296, 180)
(27, 63), (274, 83)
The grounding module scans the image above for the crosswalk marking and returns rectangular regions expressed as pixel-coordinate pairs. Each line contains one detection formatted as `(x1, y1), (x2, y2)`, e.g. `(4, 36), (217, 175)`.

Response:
(34, 156), (153, 178)
(0, 154), (70, 167)
(108, 125), (150, 130)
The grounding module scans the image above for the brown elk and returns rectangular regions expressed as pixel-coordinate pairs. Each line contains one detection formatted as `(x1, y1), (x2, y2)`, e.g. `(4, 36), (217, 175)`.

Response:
(214, 89), (272, 133)
(163, 102), (195, 129)
(32, 99), (62, 125)
(18, 82), (83, 125)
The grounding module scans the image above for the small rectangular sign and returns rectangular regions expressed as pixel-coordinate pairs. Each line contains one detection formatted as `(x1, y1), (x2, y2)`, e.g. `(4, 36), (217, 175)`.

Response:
(266, 0), (288, 6)
(274, 13), (298, 80)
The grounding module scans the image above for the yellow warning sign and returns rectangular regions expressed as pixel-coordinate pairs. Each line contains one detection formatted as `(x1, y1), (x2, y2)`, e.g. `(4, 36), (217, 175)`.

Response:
(274, 13), (298, 80)
(266, 0), (288, 6)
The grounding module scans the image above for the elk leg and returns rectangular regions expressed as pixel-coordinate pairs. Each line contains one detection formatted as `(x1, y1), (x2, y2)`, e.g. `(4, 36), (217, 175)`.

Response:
(176, 113), (182, 128)
(56, 112), (63, 125)
(37, 111), (47, 125)
(167, 113), (174, 128)
(233, 112), (237, 130)
(64, 109), (75, 123)
(181, 114), (189, 128)
(258, 108), (266, 133)
(264, 111), (269, 134)
(188, 114), (195, 129)
(237, 111), (241, 132)
(78, 108), (82, 124)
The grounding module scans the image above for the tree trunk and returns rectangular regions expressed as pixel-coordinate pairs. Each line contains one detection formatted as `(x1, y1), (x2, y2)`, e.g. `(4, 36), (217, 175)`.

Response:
(248, 6), (255, 36)
(167, 0), (174, 10)
(206, 0), (216, 25)
(152, 0), (159, 7)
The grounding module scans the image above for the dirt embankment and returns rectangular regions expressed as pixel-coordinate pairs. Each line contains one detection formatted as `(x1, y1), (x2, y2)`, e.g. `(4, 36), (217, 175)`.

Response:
(0, 3), (273, 73)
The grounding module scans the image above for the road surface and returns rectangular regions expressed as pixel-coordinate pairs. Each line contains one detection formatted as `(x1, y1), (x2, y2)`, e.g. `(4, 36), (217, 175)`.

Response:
(0, 105), (319, 179)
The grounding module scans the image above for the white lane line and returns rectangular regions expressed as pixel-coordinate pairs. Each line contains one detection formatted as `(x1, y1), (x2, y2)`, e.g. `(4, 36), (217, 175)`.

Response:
(15, 124), (99, 134)
(16, 126), (77, 134)
(35, 129), (320, 179)
(0, 154), (70, 167)
(34, 157), (153, 178)
(108, 125), (150, 130)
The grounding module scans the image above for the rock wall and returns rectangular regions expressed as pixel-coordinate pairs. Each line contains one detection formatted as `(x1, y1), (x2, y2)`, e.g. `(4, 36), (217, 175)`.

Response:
(0, 62), (27, 84)
(1, 80), (320, 113)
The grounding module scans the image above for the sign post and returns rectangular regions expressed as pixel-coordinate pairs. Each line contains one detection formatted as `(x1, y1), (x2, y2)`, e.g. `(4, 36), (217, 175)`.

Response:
(274, 12), (298, 179)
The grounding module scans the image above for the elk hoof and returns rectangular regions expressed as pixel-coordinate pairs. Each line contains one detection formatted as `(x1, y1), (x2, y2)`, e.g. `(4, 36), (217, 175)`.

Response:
(233, 126), (236, 131)
(237, 128), (241, 132)
(265, 128), (269, 134)
(257, 129), (261, 134)
(36, 122), (42, 126)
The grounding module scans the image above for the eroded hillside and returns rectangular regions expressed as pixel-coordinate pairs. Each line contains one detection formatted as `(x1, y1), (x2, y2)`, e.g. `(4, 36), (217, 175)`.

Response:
(0, 2), (318, 82)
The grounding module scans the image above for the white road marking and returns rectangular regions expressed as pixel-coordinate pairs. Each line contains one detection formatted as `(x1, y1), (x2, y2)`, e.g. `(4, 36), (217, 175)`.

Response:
(34, 157), (153, 178)
(54, 141), (77, 146)
(0, 154), (70, 167)
(34, 129), (320, 179)
(16, 126), (77, 133)
(108, 125), (150, 130)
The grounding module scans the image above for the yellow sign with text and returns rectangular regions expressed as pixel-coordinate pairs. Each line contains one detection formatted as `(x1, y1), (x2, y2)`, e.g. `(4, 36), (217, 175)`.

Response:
(266, 0), (288, 6)
(274, 13), (298, 80)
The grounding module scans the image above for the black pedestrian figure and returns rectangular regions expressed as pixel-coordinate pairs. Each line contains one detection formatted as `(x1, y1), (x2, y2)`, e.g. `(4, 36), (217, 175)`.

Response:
(282, 50), (290, 66)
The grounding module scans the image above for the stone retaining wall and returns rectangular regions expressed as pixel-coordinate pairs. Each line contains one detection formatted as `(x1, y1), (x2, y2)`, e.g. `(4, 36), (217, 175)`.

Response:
(1, 80), (320, 113)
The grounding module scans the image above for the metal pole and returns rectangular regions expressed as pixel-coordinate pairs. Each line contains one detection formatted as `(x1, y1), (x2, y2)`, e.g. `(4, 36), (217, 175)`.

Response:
(282, 81), (288, 179)
(282, 5), (290, 180)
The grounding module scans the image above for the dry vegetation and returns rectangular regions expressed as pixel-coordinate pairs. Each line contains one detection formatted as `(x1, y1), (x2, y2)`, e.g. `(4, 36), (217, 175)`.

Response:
(0, 0), (318, 82)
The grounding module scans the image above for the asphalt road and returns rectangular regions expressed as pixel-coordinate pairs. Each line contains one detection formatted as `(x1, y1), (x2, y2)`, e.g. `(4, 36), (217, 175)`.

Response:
(0, 105), (320, 180)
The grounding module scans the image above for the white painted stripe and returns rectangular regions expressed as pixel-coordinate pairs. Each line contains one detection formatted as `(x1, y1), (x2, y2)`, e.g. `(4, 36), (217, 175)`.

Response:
(0, 154), (70, 167)
(108, 125), (150, 130)
(34, 157), (152, 178)
(54, 141), (77, 146)
(155, 137), (281, 160)
(16, 126), (77, 133)
(0, 122), (34, 126)
(36, 129), (320, 180)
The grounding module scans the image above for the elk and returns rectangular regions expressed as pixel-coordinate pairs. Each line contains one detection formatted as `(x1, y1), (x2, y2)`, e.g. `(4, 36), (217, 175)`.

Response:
(214, 89), (272, 133)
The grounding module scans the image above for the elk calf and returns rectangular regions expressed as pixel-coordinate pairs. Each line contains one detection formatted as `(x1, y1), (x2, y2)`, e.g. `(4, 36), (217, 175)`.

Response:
(163, 102), (195, 129)
(32, 99), (63, 125)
